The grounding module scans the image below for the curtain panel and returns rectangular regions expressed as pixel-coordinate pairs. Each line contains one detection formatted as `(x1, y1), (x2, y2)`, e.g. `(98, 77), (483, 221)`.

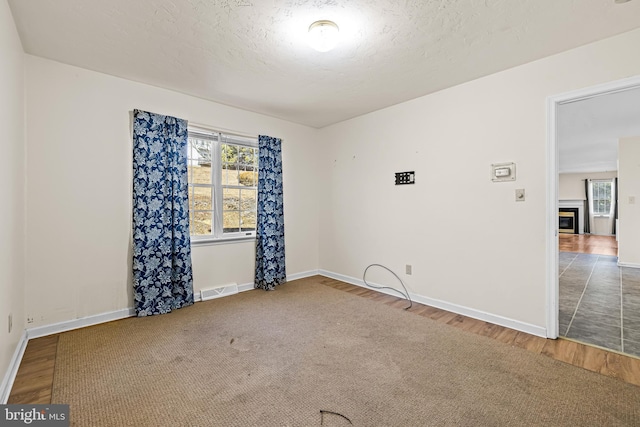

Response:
(255, 135), (286, 290)
(584, 179), (591, 234)
(132, 109), (194, 316)
(613, 177), (619, 235)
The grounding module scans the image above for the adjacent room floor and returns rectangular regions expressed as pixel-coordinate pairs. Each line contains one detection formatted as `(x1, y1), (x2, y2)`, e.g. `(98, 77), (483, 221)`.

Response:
(559, 234), (640, 358)
(559, 233), (618, 256)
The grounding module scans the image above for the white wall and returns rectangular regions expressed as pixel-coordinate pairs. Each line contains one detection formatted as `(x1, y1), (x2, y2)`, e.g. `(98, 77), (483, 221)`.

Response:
(24, 55), (320, 327)
(559, 172), (617, 201)
(618, 137), (640, 266)
(318, 28), (640, 332)
(0, 0), (25, 398)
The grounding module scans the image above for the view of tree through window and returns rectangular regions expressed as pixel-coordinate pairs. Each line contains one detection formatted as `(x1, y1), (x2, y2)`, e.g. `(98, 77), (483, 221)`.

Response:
(221, 140), (258, 233)
(592, 181), (612, 215)
(187, 130), (258, 239)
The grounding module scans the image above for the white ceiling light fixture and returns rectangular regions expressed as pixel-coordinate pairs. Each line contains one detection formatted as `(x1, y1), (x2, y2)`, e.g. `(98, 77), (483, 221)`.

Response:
(308, 20), (340, 52)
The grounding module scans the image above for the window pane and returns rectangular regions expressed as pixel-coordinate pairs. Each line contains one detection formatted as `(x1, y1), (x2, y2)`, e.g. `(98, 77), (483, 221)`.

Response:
(223, 210), (240, 232)
(238, 146), (255, 166)
(191, 211), (213, 235)
(192, 186), (212, 211)
(591, 181), (612, 214)
(222, 164), (238, 185)
(188, 165), (212, 185)
(239, 170), (257, 187)
(240, 189), (257, 212)
(241, 210), (256, 231)
(222, 144), (237, 165)
(223, 188), (240, 210)
(189, 137), (212, 166)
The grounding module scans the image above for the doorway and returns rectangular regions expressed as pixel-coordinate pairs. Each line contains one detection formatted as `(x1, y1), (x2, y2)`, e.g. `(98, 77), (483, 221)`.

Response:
(547, 76), (640, 357)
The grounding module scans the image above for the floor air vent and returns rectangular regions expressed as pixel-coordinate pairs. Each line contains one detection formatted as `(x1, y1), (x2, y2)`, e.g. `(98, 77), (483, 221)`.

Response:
(201, 283), (239, 301)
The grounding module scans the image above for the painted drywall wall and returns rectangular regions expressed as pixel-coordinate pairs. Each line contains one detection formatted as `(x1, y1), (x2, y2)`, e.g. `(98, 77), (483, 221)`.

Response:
(0, 0), (25, 397)
(559, 172), (617, 201)
(318, 28), (640, 331)
(591, 217), (613, 237)
(618, 137), (640, 266)
(24, 55), (320, 327)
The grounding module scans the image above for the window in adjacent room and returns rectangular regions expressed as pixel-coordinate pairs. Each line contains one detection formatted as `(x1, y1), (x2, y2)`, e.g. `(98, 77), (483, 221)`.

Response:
(591, 180), (612, 215)
(187, 128), (258, 243)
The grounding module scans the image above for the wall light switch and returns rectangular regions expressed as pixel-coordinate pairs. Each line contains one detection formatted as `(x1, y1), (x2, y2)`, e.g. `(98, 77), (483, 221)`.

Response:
(491, 162), (516, 182)
(629, 196), (636, 205)
(515, 189), (525, 202)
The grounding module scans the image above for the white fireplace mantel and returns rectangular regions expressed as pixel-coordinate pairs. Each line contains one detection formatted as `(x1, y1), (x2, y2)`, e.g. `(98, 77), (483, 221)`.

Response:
(559, 199), (584, 234)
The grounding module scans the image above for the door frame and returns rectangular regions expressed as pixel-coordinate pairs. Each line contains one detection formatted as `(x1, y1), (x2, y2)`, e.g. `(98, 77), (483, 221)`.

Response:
(546, 75), (640, 339)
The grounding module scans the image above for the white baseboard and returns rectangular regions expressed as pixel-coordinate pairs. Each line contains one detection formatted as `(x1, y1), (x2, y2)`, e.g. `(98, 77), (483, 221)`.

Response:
(27, 308), (136, 340)
(194, 271), (318, 300)
(0, 330), (28, 404)
(287, 270), (319, 281)
(237, 282), (255, 292)
(29, 274), (311, 338)
(319, 269), (547, 338)
(618, 261), (640, 269)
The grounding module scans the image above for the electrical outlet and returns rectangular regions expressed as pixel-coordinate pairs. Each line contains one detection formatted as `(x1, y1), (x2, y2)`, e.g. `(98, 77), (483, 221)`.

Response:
(8, 313), (12, 333)
(27, 317), (34, 324)
(395, 171), (415, 185)
(406, 264), (412, 275)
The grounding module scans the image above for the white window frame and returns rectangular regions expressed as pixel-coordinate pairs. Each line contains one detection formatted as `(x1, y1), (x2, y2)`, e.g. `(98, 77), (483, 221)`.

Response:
(591, 179), (613, 217)
(187, 126), (258, 245)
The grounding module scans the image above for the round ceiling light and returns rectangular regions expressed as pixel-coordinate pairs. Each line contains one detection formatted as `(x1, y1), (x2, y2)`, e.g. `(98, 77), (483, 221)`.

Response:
(308, 20), (339, 52)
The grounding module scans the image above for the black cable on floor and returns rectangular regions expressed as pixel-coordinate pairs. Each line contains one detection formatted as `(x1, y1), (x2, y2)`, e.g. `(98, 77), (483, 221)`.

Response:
(320, 410), (352, 425)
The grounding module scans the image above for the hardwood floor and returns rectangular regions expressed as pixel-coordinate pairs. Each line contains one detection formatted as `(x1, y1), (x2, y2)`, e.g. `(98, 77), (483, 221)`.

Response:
(8, 276), (640, 404)
(7, 334), (58, 404)
(559, 233), (618, 256)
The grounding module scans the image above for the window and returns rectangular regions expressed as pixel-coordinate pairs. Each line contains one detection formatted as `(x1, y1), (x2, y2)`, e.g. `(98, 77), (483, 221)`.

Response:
(187, 128), (258, 242)
(591, 180), (612, 215)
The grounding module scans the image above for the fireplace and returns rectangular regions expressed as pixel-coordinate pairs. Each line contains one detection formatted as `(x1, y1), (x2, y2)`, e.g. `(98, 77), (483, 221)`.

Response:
(559, 208), (579, 234)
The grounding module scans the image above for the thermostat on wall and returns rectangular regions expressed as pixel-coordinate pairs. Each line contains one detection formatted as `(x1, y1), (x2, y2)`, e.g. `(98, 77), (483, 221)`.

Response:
(491, 162), (516, 182)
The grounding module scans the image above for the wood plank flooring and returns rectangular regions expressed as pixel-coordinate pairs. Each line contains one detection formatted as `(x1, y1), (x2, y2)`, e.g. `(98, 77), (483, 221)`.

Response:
(8, 276), (640, 405)
(7, 334), (58, 404)
(559, 233), (618, 256)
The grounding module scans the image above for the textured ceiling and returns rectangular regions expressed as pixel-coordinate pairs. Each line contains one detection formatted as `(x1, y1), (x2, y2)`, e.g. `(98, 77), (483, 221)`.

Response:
(8, 0), (640, 127)
(558, 86), (640, 174)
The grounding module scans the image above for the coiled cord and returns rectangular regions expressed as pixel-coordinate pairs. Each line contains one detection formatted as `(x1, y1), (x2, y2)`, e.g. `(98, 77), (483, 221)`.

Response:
(362, 264), (413, 310)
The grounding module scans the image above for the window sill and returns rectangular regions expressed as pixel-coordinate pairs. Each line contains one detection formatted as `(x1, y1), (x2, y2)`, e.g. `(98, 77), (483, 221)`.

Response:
(191, 235), (256, 247)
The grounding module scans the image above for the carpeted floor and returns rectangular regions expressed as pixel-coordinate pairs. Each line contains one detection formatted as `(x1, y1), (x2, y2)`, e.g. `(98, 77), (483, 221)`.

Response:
(52, 277), (640, 426)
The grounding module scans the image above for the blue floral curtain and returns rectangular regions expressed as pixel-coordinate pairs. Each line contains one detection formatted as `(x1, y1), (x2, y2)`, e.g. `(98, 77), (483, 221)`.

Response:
(255, 135), (286, 290)
(132, 109), (194, 316)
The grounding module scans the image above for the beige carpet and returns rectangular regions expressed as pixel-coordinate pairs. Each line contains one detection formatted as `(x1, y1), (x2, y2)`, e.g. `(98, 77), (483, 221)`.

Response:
(52, 277), (640, 426)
